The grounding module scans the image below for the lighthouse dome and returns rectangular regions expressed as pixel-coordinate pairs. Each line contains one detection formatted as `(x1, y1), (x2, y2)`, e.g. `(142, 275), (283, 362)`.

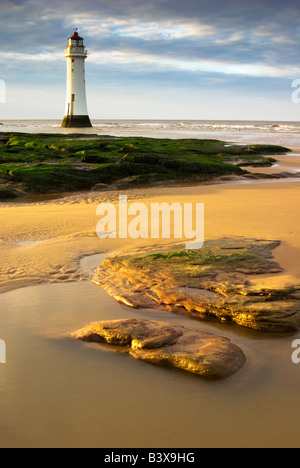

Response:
(69, 31), (84, 41)
(67, 30), (84, 47)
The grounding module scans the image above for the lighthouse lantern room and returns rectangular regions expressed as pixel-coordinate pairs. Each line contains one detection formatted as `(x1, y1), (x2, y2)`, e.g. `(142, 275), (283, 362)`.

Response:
(61, 30), (92, 128)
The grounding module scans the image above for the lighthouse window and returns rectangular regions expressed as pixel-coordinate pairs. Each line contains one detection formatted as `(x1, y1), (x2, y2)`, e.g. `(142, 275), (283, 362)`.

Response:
(72, 59), (74, 63)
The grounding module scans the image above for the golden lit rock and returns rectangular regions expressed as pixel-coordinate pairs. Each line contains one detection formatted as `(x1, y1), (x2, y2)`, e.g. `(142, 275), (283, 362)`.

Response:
(93, 238), (300, 333)
(72, 319), (246, 379)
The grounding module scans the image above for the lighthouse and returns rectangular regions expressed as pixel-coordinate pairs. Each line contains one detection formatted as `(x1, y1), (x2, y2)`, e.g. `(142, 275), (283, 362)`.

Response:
(61, 30), (92, 128)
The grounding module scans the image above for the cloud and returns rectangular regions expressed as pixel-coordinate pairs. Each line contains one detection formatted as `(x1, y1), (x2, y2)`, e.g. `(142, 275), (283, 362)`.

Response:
(2, 0), (300, 119)
(88, 47), (297, 80)
(2, 0), (300, 73)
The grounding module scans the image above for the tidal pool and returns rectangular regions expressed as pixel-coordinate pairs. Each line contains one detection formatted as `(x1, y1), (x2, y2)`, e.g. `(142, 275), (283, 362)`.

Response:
(0, 268), (300, 448)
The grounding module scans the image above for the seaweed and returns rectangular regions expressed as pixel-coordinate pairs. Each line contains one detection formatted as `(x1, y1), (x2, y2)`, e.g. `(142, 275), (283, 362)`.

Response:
(0, 132), (289, 196)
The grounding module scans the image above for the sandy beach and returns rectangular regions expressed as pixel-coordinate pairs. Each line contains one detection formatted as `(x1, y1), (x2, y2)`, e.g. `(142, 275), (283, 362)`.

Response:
(0, 157), (299, 294)
(0, 145), (300, 448)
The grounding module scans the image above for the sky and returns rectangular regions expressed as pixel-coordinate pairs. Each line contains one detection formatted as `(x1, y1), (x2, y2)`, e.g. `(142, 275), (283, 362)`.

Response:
(1, 0), (300, 121)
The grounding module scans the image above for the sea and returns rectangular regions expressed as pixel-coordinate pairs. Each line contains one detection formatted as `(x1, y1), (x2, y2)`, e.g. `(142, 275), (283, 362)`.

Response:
(1, 119), (300, 147)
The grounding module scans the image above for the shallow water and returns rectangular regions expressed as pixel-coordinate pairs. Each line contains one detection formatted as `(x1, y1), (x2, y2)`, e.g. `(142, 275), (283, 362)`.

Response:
(2, 119), (300, 147)
(0, 273), (300, 448)
(79, 253), (108, 273)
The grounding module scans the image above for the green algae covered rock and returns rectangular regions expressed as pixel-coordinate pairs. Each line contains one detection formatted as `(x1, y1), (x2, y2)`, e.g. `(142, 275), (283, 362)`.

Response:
(94, 238), (300, 333)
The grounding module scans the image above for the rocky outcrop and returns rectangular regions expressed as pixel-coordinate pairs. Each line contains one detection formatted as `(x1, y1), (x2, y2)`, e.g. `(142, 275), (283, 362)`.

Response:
(93, 238), (300, 333)
(72, 319), (246, 379)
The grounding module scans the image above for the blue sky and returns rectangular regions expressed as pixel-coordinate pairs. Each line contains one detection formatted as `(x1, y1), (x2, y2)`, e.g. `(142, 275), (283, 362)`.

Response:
(1, 0), (300, 120)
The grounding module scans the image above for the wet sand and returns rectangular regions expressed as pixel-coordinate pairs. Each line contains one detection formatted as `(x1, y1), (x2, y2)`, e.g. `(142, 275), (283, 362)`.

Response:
(1, 279), (300, 448)
(246, 150), (300, 175)
(0, 149), (300, 448)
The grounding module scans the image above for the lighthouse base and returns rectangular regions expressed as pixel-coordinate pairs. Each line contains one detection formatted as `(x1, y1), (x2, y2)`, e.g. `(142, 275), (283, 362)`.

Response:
(61, 115), (92, 128)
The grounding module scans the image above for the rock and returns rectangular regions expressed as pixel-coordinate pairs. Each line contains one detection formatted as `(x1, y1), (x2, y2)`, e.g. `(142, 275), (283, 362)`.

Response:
(244, 172), (300, 180)
(113, 174), (165, 188)
(72, 319), (246, 379)
(0, 185), (23, 199)
(91, 183), (117, 191)
(113, 175), (148, 188)
(93, 238), (300, 333)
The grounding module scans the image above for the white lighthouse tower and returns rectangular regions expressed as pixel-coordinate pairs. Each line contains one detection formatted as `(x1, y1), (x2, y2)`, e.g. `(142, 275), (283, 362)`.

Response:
(62, 30), (92, 128)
